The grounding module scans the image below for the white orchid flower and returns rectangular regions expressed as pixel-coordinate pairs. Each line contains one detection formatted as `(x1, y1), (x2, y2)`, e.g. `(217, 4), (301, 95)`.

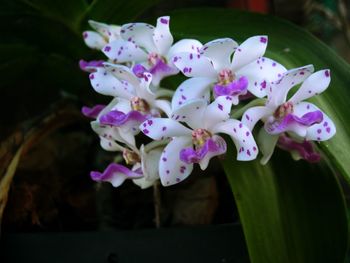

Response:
(241, 65), (336, 164)
(171, 36), (286, 110)
(101, 16), (203, 86)
(139, 96), (258, 186)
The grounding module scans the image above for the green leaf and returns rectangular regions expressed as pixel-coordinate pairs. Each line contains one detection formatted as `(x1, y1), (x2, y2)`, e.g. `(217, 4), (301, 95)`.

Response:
(170, 8), (349, 263)
(222, 144), (347, 263)
(169, 8), (350, 183)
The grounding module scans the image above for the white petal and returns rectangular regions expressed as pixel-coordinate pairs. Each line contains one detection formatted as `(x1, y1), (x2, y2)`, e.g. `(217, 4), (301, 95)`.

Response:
(267, 65), (314, 108)
(159, 136), (193, 186)
(236, 57), (287, 98)
(212, 119), (258, 161)
(241, 106), (273, 131)
(153, 16), (173, 56)
(167, 39), (203, 61)
(99, 136), (124, 152)
(204, 96), (233, 130)
(200, 38), (238, 71)
(231, 36), (268, 71)
(88, 20), (121, 42)
(171, 99), (207, 130)
(289, 69), (331, 104)
(171, 77), (214, 111)
(153, 99), (172, 117)
(140, 118), (192, 140)
(172, 52), (217, 78)
(89, 68), (133, 98)
(83, 31), (107, 50)
(293, 102), (336, 141)
(140, 145), (162, 182)
(91, 121), (125, 144)
(103, 63), (140, 88)
(258, 128), (279, 165)
(102, 39), (148, 63)
(121, 22), (157, 52)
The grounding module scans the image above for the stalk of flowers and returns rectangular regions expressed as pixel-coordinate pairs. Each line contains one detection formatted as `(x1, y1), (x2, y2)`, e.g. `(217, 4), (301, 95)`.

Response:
(241, 65), (336, 164)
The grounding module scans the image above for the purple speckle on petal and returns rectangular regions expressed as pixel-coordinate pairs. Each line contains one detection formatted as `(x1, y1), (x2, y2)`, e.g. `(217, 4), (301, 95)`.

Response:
(260, 37), (267, 43)
(239, 123), (243, 128)
(143, 129), (149, 134)
(162, 126), (167, 131)
(104, 46), (111, 52)
(160, 18), (168, 24)
(323, 122), (328, 127)
(162, 157), (167, 162)
(247, 150), (251, 156)
(147, 119), (153, 125)
(89, 74), (94, 80)
(218, 104), (223, 111)
(246, 131), (250, 137)
(317, 129), (322, 134)
(326, 127), (331, 133)
(325, 70), (330, 77)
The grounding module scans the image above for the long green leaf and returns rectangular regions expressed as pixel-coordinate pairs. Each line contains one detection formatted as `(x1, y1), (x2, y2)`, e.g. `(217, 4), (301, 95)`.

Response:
(222, 143), (347, 263)
(170, 8), (350, 184)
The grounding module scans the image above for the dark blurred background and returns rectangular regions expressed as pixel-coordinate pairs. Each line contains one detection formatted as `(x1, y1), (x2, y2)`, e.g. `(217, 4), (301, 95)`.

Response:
(1, 0), (349, 233)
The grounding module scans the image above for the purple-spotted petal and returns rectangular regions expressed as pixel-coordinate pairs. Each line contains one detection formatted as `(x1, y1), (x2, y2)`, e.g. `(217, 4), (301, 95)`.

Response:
(102, 39), (148, 63)
(204, 96), (234, 130)
(236, 57), (287, 98)
(153, 16), (173, 56)
(89, 68), (133, 98)
(103, 63), (140, 88)
(120, 22), (157, 52)
(100, 110), (147, 126)
(293, 102), (336, 141)
(81, 104), (105, 119)
(171, 77), (214, 111)
(200, 38), (238, 71)
(257, 128), (279, 165)
(212, 119), (258, 161)
(79, 59), (104, 72)
(231, 36), (268, 71)
(91, 121), (125, 145)
(90, 163), (142, 187)
(213, 76), (248, 104)
(267, 65), (314, 107)
(264, 111), (323, 137)
(99, 136), (124, 152)
(83, 31), (107, 50)
(159, 136), (193, 186)
(172, 52), (217, 78)
(277, 135), (321, 163)
(171, 99), (207, 130)
(241, 106), (273, 131)
(289, 69), (331, 104)
(140, 118), (192, 140)
(180, 135), (227, 170)
(167, 39), (203, 62)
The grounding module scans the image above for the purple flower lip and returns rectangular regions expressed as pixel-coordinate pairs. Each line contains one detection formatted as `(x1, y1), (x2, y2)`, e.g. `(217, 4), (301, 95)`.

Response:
(278, 135), (321, 163)
(265, 110), (323, 135)
(132, 64), (147, 78)
(180, 137), (227, 164)
(81, 104), (105, 119)
(90, 163), (143, 181)
(79, 59), (104, 72)
(213, 76), (248, 98)
(99, 110), (148, 126)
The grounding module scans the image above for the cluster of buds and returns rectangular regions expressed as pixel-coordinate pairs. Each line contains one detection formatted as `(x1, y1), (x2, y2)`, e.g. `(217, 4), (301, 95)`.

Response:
(81, 16), (335, 188)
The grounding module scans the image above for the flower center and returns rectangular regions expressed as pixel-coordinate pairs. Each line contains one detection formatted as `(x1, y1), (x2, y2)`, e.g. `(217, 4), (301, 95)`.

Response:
(192, 128), (212, 149)
(147, 52), (166, 67)
(274, 102), (294, 119)
(123, 149), (141, 165)
(218, 69), (235, 85)
(131, 97), (150, 114)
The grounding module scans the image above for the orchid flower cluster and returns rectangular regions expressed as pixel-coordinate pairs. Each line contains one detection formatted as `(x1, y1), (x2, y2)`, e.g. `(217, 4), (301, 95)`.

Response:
(80, 16), (336, 188)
